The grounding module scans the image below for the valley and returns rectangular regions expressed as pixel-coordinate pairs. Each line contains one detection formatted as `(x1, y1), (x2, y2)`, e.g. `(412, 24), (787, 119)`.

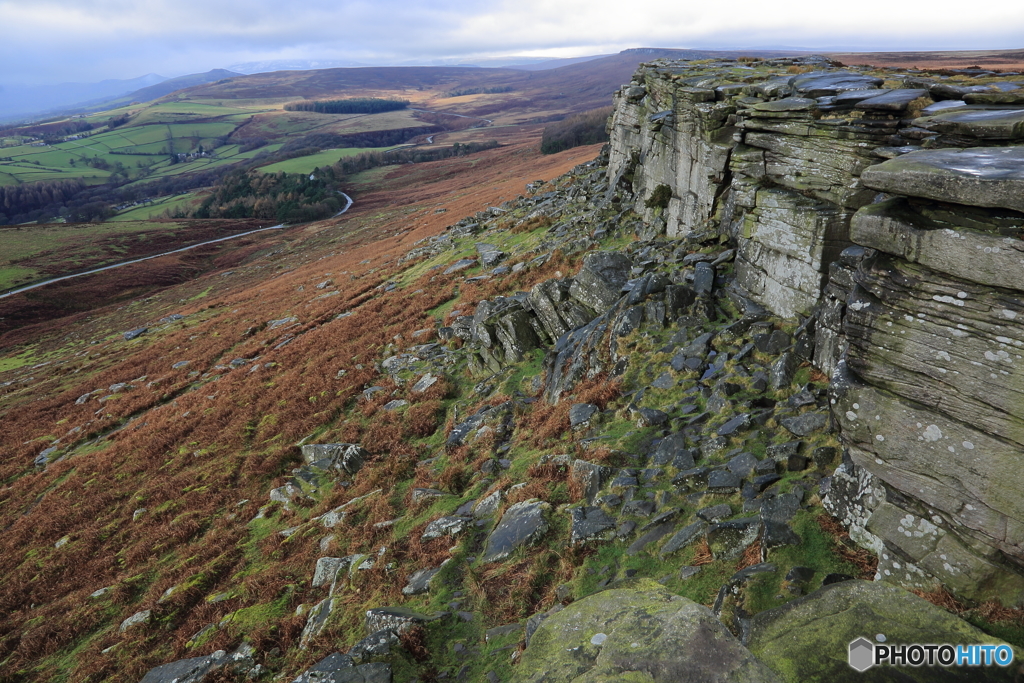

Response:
(2, 47), (1024, 683)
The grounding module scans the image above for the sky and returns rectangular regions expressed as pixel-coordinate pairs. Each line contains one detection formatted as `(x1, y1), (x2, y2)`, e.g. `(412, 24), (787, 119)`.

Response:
(1, 0), (1022, 85)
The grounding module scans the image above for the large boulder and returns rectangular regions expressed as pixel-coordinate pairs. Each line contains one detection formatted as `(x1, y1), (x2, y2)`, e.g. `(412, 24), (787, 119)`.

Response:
(746, 580), (1020, 682)
(569, 252), (631, 312)
(300, 443), (367, 475)
(513, 581), (781, 682)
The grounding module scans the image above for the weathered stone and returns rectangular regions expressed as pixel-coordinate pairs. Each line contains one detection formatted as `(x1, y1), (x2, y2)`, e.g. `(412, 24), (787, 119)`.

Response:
(708, 470), (741, 493)
(300, 443), (367, 475)
(299, 597), (336, 649)
(727, 452), (758, 479)
(569, 403), (599, 429)
(570, 460), (612, 505)
(780, 412), (828, 437)
(483, 500), (551, 563)
(860, 147), (1024, 212)
(514, 582), (782, 682)
(402, 564), (444, 596)
(570, 506), (617, 545)
(421, 516), (472, 541)
(853, 88), (928, 111)
(747, 580), (1018, 683)
(707, 518), (761, 560)
(651, 432), (693, 467)
(569, 252), (631, 312)
(139, 651), (228, 683)
(313, 557), (351, 588)
(444, 258), (477, 275)
(123, 327), (148, 341)
(660, 521), (708, 556)
(365, 606), (434, 634)
(120, 609), (152, 632)
(790, 71), (883, 97)
(292, 653), (392, 683)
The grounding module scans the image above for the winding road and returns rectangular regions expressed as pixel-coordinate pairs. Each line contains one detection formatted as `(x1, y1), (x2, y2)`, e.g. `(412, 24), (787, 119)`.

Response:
(0, 192), (353, 300)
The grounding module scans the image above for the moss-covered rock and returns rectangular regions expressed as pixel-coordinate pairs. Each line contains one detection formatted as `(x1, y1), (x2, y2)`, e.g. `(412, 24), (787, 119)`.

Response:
(513, 580), (781, 682)
(746, 580), (1020, 682)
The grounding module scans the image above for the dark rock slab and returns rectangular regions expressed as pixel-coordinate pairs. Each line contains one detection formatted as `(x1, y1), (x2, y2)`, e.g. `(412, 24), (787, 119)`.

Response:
(651, 432), (691, 467)
(569, 403), (599, 429)
(569, 251), (631, 312)
(707, 469), (741, 493)
(292, 653), (391, 683)
(780, 412), (828, 437)
(483, 500), (550, 562)
(660, 521), (708, 556)
(790, 71), (883, 97)
(626, 521), (676, 556)
(717, 413), (750, 437)
(402, 565), (444, 596)
(861, 146), (1024, 212)
(854, 88), (928, 111)
(570, 506), (616, 545)
(707, 517), (761, 560)
(140, 653), (228, 683)
(727, 452), (758, 479)
(697, 503), (733, 523)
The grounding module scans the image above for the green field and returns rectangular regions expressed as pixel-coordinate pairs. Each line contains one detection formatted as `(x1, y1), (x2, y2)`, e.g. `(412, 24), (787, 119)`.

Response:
(110, 193), (202, 221)
(255, 145), (404, 174)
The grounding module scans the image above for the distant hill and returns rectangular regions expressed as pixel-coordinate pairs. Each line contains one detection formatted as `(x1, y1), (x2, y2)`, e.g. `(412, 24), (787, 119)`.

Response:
(0, 73), (167, 122)
(89, 69), (245, 109)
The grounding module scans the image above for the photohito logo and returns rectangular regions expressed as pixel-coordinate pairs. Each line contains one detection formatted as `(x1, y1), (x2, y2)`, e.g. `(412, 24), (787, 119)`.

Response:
(849, 637), (1015, 671)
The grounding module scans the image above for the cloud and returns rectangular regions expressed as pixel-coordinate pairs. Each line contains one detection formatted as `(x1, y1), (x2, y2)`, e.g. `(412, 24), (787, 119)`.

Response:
(1, 0), (1022, 84)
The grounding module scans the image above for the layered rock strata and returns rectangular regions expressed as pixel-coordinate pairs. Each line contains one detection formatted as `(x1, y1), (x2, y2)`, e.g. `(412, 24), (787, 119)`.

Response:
(607, 56), (1024, 603)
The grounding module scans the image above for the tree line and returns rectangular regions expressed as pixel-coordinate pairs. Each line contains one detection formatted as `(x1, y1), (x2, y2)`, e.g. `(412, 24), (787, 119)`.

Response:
(540, 106), (613, 154)
(282, 98), (410, 114)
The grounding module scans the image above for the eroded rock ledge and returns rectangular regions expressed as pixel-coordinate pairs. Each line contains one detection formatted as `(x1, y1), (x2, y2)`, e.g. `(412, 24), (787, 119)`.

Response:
(607, 54), (1024, 602)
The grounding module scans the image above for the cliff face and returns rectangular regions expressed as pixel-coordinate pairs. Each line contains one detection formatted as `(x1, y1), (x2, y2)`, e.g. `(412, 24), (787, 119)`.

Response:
(607, 56), (1024, 603)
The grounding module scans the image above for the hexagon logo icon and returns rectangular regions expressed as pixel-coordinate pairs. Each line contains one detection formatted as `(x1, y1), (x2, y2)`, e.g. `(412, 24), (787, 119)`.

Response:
(849, 637), (875, 672)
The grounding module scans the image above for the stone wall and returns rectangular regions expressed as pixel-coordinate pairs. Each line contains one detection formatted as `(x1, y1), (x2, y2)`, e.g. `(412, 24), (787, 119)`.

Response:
(607, 57), (1024, 603)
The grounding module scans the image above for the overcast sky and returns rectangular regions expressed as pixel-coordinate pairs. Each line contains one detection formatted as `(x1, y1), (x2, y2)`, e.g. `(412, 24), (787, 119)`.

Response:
(2, 0), (1022, 84)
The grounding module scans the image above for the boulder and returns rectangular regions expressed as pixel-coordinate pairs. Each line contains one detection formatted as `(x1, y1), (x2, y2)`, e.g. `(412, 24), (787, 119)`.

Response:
(291, 653), (392, 683)
(569, 506), (617, 545)
(746, 580), (1019, 682)
(483, 500), (550, 563)
(139, 652), (228, 683)
(569, 252), (631, 312)
(421, 516), (471, 541)
(300, 443), (367, 475)
(513, 581), (782, 682)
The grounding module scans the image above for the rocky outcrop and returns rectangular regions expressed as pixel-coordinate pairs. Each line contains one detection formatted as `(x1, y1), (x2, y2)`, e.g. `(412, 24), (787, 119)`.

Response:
(514, 581), (782, 682)
(608, 56), (1024, 604)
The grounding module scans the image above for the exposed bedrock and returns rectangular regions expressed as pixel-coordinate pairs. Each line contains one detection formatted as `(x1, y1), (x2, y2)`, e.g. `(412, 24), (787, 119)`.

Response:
(606, 57), (1024, 603)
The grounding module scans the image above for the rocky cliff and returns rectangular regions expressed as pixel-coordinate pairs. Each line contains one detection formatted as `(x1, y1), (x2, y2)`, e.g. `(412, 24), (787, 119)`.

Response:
(606, 54), (1024, 604)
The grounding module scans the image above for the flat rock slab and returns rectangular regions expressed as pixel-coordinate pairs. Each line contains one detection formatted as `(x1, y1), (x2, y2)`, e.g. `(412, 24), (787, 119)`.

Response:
(747, 580), (1019, 682)
(483, 500), (551, 562)
(851, 197), (1024, 291)
(514, 581), (782, 682)
(916, 107), (1024, 139)
(854, 88), (928, 111)
(570, 506), (616, 545)
(860, 147), (1024, 213)
(790, 71), (883, 98)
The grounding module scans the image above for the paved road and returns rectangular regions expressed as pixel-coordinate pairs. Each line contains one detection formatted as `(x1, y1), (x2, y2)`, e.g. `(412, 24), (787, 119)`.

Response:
(0, 192), (353, 300)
